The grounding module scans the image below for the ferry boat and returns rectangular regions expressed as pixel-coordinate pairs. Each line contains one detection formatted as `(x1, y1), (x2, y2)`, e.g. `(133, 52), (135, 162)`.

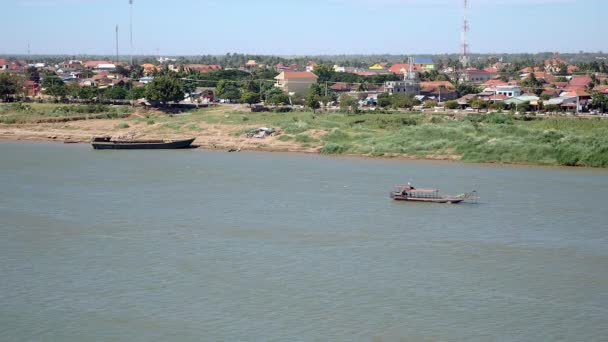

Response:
(390, 184), (478, 204)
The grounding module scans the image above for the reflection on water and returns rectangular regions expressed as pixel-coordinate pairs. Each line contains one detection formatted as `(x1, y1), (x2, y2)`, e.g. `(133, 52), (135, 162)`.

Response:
(1, 142), (607, 341)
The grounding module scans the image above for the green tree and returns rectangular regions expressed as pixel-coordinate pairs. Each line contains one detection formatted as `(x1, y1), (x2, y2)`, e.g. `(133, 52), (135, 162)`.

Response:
(377, 93), (391, 107)
(444, 100), (458, 109)
(424, 100), (438, 108)
(104, 86), (128, 100)
(73, 86), (97, 101)
(521, 73), (543, 94)
(130, 65), (144, 79)
(312, 64), (334, 83)
(390, 93), (418, 109)
(339, 94), (358, 113)
(45, 84), (69, 99)
(266, 91), (290, 105)
(145, 75), (185, 106)
(128, 86), (147, 100)
(240, 91), (260, 106)
(456, 82), (481, 96)
(305, 93), (321, 113)
(41, 74), (64, 89)
(0, 73), (21, 101)
(25, 66), (40, 83)
(215, 80), (241, 102)
(470, 99), (488, 112)
(114, 65), (130, 78)
(590, 93), (608, 113)
(489, 102), (506, 111)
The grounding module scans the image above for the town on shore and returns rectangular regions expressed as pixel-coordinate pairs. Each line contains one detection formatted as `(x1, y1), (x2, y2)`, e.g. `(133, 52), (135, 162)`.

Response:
(1, 53), (607, 114)
(1, 53), (608, 168)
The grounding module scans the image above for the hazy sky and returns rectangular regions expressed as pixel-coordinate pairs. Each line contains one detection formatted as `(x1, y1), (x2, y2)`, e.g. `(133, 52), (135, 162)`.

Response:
(1, 0), (606, 55)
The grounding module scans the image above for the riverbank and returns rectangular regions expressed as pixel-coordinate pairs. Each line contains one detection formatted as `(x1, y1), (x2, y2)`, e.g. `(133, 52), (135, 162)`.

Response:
(1, 103), (607, 167)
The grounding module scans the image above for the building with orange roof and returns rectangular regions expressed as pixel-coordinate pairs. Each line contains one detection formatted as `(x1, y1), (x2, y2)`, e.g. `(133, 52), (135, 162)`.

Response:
(274, 71), (318, 93)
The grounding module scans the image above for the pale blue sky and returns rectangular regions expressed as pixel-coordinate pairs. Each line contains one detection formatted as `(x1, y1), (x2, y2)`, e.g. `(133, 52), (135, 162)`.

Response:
(1, 0), (606, 55)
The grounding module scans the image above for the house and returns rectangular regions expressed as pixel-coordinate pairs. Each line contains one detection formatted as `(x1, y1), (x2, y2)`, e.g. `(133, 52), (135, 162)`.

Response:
(546, 96), (578, 110)
(384, 79), (420, 95)
(504, 95), (540, 109)
(331, 82), (352, 92)
(305, 61), (318, 72)
(84, 60), (112, 69)
(23, 80), (40, 97)
(541, 88), (561, 98)
(482, 79), (509, 89)
(182, 64), (222, 73)
(141, 63), (156, 74)
(245, 60), (258, 69)
(0, 59), (9, 71)
(462, 68), (492, 82)
(413, 57), (435, 71)
(495, 85), (522, 97)
(561, 90), (592, 110)
(419, 81), (457, 101)
(139, 76), (154, 84)
(593, 85), (608, 95)
(274, 71), (318, 94)
(566, 76), (592, 91)
(369, 63), (385, 70)
(544, 55), (568, 74)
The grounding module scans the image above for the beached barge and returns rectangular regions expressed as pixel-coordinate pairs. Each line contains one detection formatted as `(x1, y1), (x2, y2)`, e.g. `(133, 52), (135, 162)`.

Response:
(91, 137), (195, 150)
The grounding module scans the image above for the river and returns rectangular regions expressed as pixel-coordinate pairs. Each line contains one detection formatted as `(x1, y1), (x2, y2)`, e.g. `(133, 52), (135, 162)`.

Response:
(1, 141), (607, 341)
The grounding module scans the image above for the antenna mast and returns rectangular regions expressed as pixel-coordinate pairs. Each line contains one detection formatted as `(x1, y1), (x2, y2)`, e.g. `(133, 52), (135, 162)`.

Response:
(115, 25), (119, 64)
(129, 0), (133, 66)
(460, 0), (469, 69)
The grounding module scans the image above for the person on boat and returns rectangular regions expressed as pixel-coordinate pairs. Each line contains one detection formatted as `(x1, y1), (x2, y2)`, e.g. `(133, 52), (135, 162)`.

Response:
(407, 182), (415, 190)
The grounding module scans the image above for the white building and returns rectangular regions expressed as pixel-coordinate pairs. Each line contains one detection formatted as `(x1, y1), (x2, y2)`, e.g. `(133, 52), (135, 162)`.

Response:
(496, 85), (522, 98)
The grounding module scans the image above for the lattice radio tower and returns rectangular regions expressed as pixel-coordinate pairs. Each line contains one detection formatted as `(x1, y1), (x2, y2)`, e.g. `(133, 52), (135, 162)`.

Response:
(460, 0), (470, 69)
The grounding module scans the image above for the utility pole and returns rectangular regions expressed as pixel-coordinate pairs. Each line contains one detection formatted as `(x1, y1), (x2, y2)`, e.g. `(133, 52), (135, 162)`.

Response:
(115, 25), (119, 65)
(129, 0), (133, 66)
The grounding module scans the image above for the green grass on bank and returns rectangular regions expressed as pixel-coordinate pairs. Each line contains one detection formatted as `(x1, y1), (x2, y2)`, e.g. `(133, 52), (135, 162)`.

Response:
(2, 103), (607, 167)
(0, 103), (131, 124)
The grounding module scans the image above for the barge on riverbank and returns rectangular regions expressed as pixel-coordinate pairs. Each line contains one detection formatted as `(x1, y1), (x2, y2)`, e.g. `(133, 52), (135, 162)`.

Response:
(390, 184), (478, 204)
(91, 137), (195, 150)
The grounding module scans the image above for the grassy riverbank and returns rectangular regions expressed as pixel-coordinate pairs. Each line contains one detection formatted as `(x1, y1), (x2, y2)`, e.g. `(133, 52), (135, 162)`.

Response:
(1, 103), (607, 167)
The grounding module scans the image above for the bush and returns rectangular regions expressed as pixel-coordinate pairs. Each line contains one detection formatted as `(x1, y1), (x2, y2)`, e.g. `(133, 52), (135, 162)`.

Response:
(295, 134), (317, 143)
(0, 117), (17, 124)
(444, 100), (458, 109)
(117, 122), (130, 129)
(320, 142), (350, 154)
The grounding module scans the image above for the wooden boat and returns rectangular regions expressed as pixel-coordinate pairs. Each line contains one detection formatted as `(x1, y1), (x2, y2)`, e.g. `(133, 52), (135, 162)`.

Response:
(91, 137), (195, 150)
(390, 184), (477, 204)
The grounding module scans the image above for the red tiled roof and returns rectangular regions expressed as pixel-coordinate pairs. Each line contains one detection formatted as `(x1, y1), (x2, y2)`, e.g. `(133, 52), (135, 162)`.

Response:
(388, 63), (422, 74)
(0, 59), (8, 65)
(482, 79), (508, 87)
(483, 67), (498, 73)
(564, 90), (591, 97)
(84, 60), (112, 68)
(553, 81), (568, 88)
(569, 76), (592, 87)
(331, 82), (351, 91)
(567, 65), (579, 73)
(592, 85), (608, 94)
(489, 94), (508, 101)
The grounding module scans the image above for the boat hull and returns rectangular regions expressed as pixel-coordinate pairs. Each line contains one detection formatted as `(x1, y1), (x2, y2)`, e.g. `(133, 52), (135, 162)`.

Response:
(91, 138), (195, 150)
(390, 192), (464, 204)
